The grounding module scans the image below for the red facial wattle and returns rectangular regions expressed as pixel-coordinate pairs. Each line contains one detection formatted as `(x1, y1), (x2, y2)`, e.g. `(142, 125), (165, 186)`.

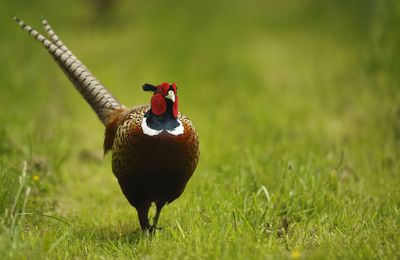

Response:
(151, 94), (166, 116)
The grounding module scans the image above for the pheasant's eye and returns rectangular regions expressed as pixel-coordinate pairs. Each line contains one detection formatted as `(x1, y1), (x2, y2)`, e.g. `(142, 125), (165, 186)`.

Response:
(158, 82), (170, 96)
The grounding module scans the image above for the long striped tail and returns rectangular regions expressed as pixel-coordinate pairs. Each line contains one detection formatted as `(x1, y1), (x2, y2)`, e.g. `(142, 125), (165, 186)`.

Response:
(13, 17), (125, 125)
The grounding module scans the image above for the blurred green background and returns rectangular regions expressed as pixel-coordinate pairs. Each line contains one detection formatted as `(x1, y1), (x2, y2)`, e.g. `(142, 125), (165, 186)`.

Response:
(1, 0), (399, 258)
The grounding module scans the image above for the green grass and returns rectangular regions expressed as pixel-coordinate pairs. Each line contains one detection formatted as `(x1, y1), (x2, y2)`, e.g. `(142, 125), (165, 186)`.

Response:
(1, 0), (400, 259)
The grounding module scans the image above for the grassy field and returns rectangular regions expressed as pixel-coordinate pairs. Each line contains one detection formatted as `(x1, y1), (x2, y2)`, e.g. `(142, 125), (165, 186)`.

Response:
(1, 0), (400, 259)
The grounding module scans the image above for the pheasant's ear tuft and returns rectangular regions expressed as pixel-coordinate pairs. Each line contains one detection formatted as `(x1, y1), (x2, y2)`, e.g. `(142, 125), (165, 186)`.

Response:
(143, 83), (157, 92)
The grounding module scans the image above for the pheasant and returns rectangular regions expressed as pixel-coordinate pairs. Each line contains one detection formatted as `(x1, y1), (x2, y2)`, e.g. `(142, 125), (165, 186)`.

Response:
(14, 17), (199, 232)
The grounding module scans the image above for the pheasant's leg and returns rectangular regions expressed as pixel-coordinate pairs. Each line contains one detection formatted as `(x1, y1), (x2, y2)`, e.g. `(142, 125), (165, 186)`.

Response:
(150, 203), (165, 232)
(153, 206), (162, 228)
(137, 206), (151, 232)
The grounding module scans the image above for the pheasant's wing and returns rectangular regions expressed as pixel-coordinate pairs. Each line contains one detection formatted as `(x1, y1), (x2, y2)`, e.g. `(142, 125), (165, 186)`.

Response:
(14, 17), (125, 124)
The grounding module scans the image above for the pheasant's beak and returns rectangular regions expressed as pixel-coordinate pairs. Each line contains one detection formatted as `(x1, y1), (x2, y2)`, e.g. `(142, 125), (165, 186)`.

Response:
(165, 90), (176, 103)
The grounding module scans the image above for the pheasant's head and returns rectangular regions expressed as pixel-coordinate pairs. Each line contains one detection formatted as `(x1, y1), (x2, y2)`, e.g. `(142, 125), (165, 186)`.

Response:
(143, 82), (178, 118)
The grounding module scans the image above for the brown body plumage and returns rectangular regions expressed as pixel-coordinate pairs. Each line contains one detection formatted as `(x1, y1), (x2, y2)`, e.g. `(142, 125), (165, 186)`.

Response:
(105, 105), (199, 230)
(14, 17), (199, 232)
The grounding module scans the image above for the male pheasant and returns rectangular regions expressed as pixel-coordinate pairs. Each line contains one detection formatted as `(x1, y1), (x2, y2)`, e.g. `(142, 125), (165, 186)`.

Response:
(14, 17), (199, 232)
